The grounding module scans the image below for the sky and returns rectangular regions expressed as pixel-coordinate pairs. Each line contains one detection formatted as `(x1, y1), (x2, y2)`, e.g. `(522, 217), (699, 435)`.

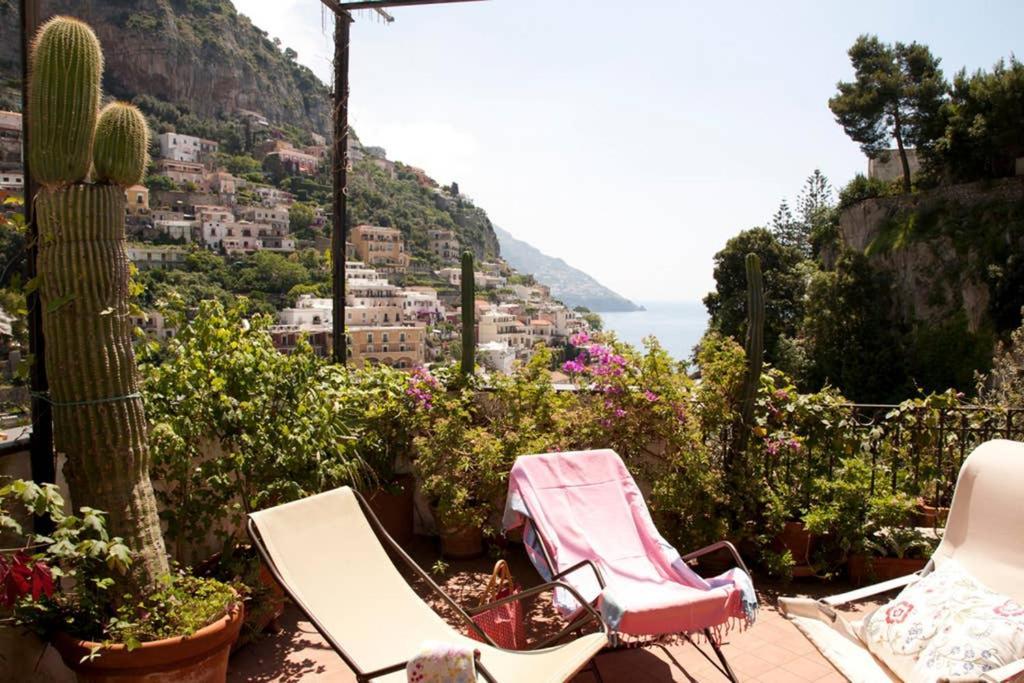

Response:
(233, 0), (1023, 303)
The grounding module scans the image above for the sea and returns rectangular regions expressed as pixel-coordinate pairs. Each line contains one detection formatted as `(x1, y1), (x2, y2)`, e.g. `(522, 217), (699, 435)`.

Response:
(598, 300), (709, 365)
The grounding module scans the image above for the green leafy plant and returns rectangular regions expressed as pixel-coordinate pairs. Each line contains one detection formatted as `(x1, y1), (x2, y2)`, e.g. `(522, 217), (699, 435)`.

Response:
(0, 479), (234, 651)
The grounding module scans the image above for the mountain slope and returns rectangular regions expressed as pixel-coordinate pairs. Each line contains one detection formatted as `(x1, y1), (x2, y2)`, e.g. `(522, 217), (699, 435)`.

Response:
(0, 0), (331, 135)
(495, 226), (641, 312)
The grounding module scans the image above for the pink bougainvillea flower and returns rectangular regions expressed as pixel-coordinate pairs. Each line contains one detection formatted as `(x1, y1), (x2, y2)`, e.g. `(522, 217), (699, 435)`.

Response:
(569, 331), (590, 346)
(643, 390), (659, 402)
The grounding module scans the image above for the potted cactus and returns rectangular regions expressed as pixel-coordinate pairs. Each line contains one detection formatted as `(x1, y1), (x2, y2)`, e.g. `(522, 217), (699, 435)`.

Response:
(23, 16), (241, 681)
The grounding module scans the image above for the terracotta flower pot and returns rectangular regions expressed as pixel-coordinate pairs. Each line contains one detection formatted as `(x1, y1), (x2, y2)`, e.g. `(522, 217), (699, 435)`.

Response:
(777, 520), (814, 565)
(52, 600), (243, 683)
(914, 501), (950, 528)
(367, 474), (415, 546)
(440, 525), (484, 560)
(847, 554), (928, 586)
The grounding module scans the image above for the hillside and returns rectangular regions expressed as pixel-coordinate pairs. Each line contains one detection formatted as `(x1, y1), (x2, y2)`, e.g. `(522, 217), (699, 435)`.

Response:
(495, 226), (641, 312)
(0, 0), (331, 135)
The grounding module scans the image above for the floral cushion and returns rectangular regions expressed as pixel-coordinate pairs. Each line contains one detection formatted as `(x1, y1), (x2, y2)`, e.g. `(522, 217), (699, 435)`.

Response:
(857, 559), (1024, 682)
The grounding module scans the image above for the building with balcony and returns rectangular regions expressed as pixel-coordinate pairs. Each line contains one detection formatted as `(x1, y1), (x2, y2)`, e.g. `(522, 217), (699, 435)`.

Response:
(153, 219), (194, 243)
(126, 244), (188, 271)
(478, 309), (530, 348)
(478, 341), (516, 374)
(347, 326), (425, 369)
(240, 206), (289, 234)
(0, 111), (22, 165)
(157, 132), (218, 164)
(0, 169), (23, 192)
(428, 229), (459, 262)
(125, 185), (149, 215)
(253, 185), (295, 207)
(350, 225), (409, 270)
(437, 267), (462, 286)
(401, 287), (445, 322)
(346, 278), (404, 326)
(153, 159), (208, 189)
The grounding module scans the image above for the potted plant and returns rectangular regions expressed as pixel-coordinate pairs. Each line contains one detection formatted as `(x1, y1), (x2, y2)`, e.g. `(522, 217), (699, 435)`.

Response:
(1, 479), (241, 683)
(414, 410), (506, 560)
(848, 526), (934, 585)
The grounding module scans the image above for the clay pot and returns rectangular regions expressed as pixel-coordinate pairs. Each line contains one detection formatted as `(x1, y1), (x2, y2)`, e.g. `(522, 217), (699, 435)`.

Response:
(847, 554), (928, 586)
(914, 501), (950, 528)
(366, 474), (415, 546)
(52, 600), (243, 683)
(440, 525), (484, 560)
(777, 520), (814, 565)
(195, 552), (284, 649)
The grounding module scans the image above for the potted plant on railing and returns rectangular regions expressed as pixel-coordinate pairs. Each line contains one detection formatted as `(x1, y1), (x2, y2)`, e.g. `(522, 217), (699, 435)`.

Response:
(1, 479), (241, 682)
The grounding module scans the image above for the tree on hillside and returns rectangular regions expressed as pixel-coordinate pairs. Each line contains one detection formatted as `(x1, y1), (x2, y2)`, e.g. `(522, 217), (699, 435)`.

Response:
(934, 57), (1024, 182)
(801, 253), (909, 402)
(704, 228), (808, 366)
(829, 35), (947, 192)
(289, 202), (316, 239)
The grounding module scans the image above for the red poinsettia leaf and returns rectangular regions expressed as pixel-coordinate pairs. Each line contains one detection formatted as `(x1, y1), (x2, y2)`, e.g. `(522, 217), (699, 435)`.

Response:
(29, 561), (54, 600)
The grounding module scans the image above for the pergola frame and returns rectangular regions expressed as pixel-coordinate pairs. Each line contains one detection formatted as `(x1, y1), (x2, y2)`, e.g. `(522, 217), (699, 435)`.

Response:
(16, 0), (486, 487)
(319, 0), (485, 364)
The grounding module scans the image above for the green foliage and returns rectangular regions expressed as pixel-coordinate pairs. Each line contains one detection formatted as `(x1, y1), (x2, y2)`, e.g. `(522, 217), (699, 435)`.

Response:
(28, 16), (103, 186)
(829, 35), (946, 191)
(144, 174), (177, 192)
(930, 57), (1024, 182)
(801, 252), (909, 402)
(837, 174), (896, 210)
(92, 102), (149, 187)
(141, 301), (371, 562)
(704, 228), (808, 366)
(288, 202), (316, 239)
(975, 307), (1024, 408)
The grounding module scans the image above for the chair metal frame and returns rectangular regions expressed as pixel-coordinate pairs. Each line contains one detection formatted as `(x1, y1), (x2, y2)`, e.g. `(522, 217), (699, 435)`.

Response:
(248, 488), (610, 682)
(517, 499), (748, 683)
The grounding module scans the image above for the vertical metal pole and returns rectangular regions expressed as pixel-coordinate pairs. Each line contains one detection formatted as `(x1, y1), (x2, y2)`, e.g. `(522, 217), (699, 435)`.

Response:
(21, 0), (56, 504)
(331, 11), (351, 364)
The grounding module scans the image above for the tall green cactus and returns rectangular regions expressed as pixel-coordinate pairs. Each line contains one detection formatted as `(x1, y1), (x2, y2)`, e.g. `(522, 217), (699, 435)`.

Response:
(30, 17), (169, 587)
(738, 253), (765, 443)
(461, 251), (475, 378)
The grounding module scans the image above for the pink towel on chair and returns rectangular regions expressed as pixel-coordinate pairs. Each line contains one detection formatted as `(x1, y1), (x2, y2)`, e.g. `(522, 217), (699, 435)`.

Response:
(503, 449), (754, 639)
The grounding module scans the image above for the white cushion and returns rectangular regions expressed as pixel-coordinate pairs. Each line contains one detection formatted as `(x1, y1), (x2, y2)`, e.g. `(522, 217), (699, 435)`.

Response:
(858, 560), (1024, 682)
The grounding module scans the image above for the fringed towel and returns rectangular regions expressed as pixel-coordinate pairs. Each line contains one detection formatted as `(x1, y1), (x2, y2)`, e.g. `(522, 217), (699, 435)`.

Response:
(503, 449), (757, 643)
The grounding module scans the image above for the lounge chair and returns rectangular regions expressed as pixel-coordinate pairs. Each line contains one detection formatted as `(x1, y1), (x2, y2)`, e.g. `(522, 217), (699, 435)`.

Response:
(247, 486), (609, 682)
(780, 439), (1024, 682)
(503, 449), (758, 682)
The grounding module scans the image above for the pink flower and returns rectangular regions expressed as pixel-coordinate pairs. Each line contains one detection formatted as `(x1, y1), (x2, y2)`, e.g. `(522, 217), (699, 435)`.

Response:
(570, 331), (590, 346)
(885, 601), (914, 624)
(614, 408), (627, 419)
(773, 389), (789, 401)
(643, 390), (659, 402)
(562, 359), (585, 374)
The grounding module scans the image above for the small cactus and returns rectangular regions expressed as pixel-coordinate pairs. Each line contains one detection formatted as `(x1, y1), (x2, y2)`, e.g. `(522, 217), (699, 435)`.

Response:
(93, 102), (149, 187)
(28, 16), (103, 187)
(461, 251), (475, 377)
(739, 253), (765, 431)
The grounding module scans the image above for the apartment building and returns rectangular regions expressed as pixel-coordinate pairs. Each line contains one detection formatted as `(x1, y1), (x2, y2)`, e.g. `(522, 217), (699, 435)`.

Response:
(0, 169), (23, 191)
(0, 111), (22, 164)
(428, 229), (459, 262)
(401, 287), (444, 322)
(350, 224), (409, 270)
(153, 159), (207, 189)
(153, 219), (194, 243)
(346, 277), (404, 326)
(240, 206), (289, 234)
(253, 185), (295, 207)
(126, 244), (188, 270)
(347, 326), (425, 369)
(158, 132), (218, 164)
(125, 185), (149, 215)
(478, 309), (530, 348)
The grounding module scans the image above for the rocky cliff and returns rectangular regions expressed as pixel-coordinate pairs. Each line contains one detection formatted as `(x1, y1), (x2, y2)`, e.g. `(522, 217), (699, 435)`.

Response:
(839, 177), (1024, 335)
(0, 0), (331, 136)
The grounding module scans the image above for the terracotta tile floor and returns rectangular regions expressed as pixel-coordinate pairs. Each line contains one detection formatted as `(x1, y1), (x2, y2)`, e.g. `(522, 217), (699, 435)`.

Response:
(229, 540), (884, 682)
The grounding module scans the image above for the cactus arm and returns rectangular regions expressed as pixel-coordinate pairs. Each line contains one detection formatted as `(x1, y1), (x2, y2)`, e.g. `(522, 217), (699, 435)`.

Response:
(27, 17), (102, 187)
(93, 102), (149, 187)
(740, 253), (765, 431)
(461, 251), (475, 377)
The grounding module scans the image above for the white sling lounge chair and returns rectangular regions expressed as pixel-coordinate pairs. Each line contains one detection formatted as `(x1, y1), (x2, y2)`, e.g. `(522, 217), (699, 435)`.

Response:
(248, 487), (610, 682)
(779, 439), (1024, 682)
